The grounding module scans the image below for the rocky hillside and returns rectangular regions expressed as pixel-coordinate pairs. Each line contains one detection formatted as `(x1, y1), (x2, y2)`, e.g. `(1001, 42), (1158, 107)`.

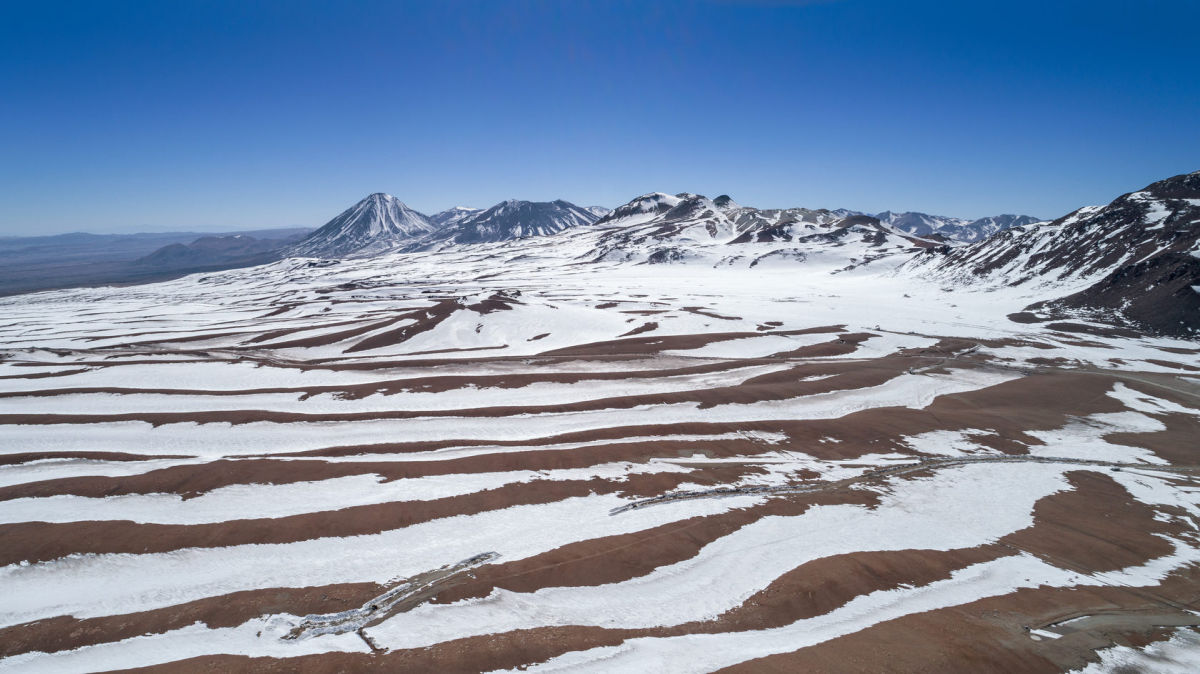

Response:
(906, 170), (1200, 336)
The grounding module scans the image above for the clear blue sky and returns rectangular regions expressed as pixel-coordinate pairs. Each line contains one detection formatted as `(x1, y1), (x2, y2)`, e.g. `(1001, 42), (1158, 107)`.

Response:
(2, 0), (1197, 234)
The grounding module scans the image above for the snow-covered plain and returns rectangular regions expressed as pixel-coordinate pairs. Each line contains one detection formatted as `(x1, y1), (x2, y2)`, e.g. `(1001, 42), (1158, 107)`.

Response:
(1, 209), (1198, 672)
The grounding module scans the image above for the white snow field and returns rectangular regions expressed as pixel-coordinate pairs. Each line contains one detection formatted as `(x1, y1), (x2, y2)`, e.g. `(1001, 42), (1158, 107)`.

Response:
(1, 191), (1199, 672)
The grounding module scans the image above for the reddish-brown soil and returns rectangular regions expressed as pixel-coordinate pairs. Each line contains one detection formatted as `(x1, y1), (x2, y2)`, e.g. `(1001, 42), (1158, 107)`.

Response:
(1001, 471), (1181, 573)
(5, 339), (1199, 672)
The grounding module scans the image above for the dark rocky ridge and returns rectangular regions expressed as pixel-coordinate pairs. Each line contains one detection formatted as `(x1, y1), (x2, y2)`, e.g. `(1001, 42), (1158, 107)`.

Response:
(911, 170), (1200, 337)
(1035, 252), (1200, 336)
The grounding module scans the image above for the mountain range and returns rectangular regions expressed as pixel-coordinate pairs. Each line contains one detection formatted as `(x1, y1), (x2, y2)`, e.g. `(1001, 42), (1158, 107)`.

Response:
(281, 171), (1198, 337)
(286, 193), (1040, 260)
(3, 172), (1196, 338)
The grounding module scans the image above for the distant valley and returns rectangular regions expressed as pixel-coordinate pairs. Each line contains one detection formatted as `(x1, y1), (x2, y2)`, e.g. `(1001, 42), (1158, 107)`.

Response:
(0, 228), (310, 296)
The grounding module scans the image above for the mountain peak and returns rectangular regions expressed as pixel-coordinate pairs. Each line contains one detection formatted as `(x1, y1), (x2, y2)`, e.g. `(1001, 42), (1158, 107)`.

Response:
(288, 193), (434, 258)
(1138, 170), (1200, 200)
(416, 199), (600, 248)
(713, 195), (743, 211)
(596, 193), (684, 226)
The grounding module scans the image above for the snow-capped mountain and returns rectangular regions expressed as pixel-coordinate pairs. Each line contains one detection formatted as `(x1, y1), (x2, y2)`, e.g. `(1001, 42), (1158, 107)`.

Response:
(906, 170), (1200, 336)
(588, 192), (934, 268)
(876, 211), (1041, 243)
(588, 193), (740, 262)
(288, 195), (602, 257)
(595, 192), (685, 225)
(412, 199), (601, 249)
(286, 190), (1039, 265)
(429, 206), (482, 228)
(289, 193), (436, 258)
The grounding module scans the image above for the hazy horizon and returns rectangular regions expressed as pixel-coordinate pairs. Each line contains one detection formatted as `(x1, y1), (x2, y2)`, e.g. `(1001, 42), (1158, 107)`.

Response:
(0, 188), (1063, 238)
(0, 224), (312, 239)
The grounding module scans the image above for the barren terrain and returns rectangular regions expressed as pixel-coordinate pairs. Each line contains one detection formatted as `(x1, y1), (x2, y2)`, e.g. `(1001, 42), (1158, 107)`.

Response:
(1, 233), (1198, 672)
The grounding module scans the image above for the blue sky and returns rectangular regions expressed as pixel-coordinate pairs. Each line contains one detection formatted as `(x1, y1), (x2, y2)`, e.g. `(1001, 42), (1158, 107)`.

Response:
(1, 0), (1197, 234)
